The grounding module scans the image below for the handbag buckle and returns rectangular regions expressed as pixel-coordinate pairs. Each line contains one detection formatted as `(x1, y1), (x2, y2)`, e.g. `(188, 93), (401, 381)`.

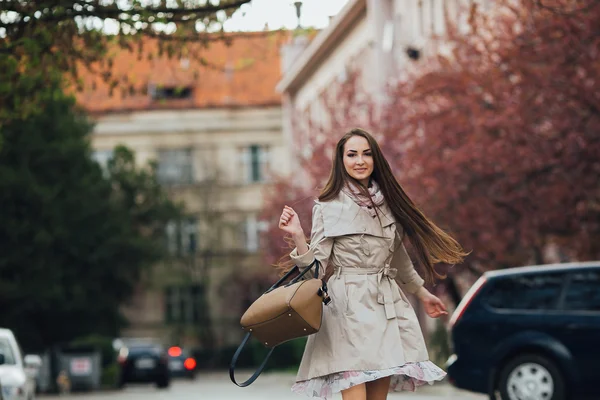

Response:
(317, 287), (331, 305)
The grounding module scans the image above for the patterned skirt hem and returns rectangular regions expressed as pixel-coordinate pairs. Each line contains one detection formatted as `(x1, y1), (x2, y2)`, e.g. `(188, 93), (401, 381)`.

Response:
(291, 361), (446, 399)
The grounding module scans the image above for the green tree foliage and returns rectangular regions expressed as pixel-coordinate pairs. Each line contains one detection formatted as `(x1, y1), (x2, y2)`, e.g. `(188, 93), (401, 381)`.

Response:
(0, 85), (181, 351)
(0, 0), (251, 125)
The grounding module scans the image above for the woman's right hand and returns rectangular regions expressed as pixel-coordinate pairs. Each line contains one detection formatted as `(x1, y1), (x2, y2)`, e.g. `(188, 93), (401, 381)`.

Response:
(278, 205), (304, 238)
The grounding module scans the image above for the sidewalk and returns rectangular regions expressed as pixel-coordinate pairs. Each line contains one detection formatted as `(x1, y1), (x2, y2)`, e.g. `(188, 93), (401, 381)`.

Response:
(38, 370), (487, 400)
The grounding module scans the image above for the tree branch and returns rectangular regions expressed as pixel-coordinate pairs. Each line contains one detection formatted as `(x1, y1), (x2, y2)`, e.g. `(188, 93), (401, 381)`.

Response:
(3, 0), (252, 23)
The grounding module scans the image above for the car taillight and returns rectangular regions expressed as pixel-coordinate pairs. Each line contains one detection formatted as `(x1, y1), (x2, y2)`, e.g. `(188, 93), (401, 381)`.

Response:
(168, 346), (182, 357)
(184, 357), (196, 370)
(449, 276), (487, 329)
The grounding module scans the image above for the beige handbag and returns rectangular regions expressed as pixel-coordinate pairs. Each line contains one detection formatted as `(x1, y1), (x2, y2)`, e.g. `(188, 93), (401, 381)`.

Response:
(229, 260), (330, 387)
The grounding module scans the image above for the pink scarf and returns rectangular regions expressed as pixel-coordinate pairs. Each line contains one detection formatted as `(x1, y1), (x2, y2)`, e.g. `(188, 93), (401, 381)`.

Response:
(342, 180), (385, 218)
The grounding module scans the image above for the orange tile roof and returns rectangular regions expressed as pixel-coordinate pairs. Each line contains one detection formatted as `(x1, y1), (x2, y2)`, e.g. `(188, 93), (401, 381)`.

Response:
(74, 31), (289, 114)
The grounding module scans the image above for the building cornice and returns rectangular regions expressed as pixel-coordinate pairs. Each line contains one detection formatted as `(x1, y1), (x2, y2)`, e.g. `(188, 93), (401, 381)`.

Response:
(276, 0), (366, 94)
(85, 102), (282, 119)
(91, 106), (282, 136)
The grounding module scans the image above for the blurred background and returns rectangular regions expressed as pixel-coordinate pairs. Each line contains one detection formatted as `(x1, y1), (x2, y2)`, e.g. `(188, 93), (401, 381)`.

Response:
(0, 0), (598, 399)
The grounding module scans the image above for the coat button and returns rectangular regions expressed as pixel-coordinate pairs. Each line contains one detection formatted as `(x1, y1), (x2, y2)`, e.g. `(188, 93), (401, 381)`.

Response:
(362, 227), (366, 231)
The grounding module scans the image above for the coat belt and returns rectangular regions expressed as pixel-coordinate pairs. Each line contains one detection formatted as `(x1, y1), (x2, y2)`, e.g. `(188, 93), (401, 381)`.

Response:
(334, 266), (399, 320)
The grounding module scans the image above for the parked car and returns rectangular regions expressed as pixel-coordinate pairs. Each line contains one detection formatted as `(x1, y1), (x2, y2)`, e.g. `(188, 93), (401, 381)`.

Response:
(166, 346), (196, 379)
(446, 261), (600, 400)
(0, 328), (42, 400)
(117, 342), (170, 389)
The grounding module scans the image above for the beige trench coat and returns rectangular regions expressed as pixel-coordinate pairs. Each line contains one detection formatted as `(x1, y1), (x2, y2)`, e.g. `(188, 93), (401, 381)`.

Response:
(290, 191), (430, 381)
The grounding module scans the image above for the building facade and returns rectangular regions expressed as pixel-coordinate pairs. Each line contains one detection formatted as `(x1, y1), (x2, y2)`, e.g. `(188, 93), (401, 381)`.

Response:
(278, 0), (489, 162)
(76, 32), (290, 349)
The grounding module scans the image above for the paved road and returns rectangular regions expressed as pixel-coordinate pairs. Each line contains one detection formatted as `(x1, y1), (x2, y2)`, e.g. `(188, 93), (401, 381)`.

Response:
(40, 371), (487, 400)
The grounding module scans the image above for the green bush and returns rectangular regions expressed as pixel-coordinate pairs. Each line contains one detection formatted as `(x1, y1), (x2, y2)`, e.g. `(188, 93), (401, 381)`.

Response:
(192, 347), (217, 369)
(70, 334), (117, 367)
(264, 337), (307, 371)
(244, 337), (307, 371)
(215, 344), (255, 369)
(101, 363), (120, 388)
(195, 336), (308, 372)
(427, 320), (451, 367)
(70, 334), (121, 388)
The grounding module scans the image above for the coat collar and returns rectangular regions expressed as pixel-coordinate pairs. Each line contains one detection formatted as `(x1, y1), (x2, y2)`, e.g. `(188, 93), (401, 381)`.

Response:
(316, 191), (396, 238)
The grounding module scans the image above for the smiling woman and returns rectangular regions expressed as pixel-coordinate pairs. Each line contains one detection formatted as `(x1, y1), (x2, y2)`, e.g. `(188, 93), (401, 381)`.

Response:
(342, 136), (374, 186)
(277, 128), (469, 400)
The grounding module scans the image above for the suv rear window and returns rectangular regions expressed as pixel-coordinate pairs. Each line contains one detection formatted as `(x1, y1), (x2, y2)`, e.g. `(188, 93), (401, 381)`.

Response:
(128, 345), (162, 355)
(563, 269), (600, 312)
(485, 272), (566, 310)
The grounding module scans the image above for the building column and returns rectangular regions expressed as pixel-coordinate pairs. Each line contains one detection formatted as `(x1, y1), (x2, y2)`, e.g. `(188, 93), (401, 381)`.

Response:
(367, 0), (395, 104)
(281, 92), (297, 174)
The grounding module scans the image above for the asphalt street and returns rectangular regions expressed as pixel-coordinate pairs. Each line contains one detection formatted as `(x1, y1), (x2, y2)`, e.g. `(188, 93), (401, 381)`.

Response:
(39, 371), (488, 400)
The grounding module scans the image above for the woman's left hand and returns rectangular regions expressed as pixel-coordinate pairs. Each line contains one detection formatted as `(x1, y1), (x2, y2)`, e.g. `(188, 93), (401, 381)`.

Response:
(416, 287), (448, 318)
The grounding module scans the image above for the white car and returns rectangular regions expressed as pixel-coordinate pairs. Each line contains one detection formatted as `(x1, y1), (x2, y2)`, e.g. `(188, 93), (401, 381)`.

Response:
(0, 329), (41, 400)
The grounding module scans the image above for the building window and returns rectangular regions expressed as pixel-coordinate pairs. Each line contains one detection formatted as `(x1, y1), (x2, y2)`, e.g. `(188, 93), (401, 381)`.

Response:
(92, 150), (114, 175)
(166, 218), (197, 257)
(150, 85), (193, 101)
(164, 284), (207, 324)
(239, 215), (269, 252)
(157, 148), (194, 185)
(240, 145), (270, 183)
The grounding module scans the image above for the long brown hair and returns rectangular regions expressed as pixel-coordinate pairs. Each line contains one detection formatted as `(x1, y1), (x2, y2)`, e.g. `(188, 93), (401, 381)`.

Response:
(320, 128), (469, 283)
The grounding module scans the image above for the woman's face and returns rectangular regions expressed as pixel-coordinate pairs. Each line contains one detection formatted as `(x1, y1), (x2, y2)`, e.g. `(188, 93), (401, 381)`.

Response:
(343, 135), (373, 186)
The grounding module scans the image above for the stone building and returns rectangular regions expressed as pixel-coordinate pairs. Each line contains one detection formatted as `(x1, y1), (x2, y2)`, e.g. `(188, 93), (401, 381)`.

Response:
(76, 31), (290, 348)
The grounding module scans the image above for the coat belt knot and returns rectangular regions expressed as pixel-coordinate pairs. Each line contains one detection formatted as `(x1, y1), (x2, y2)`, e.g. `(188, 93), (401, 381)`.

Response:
(377, 265), (398, 320)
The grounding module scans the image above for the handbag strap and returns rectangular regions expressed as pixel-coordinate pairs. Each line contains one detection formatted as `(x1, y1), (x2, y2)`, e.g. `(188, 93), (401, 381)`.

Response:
(289, 259), (321, 284)
(264, 259), (321, 294)
(230, 259), (325, 387)
(229, 332), (275, 387)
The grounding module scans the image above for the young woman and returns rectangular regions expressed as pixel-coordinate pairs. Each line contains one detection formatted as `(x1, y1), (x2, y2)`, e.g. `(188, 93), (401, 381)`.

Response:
(278, 128), (468, 400)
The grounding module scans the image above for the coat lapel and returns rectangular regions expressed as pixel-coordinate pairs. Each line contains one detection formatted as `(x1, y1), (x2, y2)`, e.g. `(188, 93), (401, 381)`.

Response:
(317, 191), (396, 238)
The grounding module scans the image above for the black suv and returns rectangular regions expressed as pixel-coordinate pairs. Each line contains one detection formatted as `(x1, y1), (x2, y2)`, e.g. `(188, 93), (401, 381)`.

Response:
(446, 261), (600, 400)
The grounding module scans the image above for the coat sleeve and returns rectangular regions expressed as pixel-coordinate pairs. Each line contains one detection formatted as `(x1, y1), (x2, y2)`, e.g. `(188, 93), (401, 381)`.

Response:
(289, 203), (334, 278)
(390, 239), (425, 294)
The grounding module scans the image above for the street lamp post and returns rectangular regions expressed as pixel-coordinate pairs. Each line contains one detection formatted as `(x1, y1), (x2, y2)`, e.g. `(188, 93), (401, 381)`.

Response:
(294, 1), (302, 29)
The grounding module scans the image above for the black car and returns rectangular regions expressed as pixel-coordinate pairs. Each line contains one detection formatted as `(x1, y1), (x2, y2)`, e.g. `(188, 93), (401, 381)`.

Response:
(166, 346), (197, 379)
(117, 343), (170, 388)
(446, 261), (600, 400)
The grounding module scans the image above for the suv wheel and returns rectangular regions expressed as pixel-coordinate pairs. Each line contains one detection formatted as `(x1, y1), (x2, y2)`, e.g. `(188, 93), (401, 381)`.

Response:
(498, 354), (565, 400)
